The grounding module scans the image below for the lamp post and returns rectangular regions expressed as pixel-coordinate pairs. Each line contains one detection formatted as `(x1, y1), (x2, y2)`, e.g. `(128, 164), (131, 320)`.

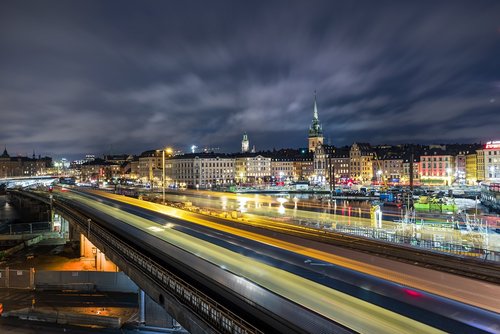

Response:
(160, 147), (173, 205)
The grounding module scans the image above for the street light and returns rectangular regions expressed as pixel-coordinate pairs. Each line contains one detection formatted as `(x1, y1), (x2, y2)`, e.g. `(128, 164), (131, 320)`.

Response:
(159, 147), (173, 205)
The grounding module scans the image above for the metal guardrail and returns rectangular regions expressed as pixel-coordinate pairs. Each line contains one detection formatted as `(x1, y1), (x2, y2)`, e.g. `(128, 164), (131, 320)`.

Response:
(55, 200), (263, 334)
(333, 224), (498, 261)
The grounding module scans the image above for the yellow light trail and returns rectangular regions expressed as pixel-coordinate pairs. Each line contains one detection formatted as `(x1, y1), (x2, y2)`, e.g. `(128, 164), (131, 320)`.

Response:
(81, 189), (500, 314)
(60, 190), (444, 334)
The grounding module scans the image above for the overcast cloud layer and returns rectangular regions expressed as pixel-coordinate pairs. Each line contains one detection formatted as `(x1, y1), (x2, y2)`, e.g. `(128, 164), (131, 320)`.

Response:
(1, 0), (499, 158)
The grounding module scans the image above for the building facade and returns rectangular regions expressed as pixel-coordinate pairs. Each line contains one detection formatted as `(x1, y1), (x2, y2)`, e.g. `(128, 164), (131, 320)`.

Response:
(420, 151), (456, 185)
(465, 153), (478, 185)
(349, 143), (373, 183)
(402, 156), (420, 185)
(484, 140), (500, 182)
(138, 150), (163, 183)
(168, 154), (235, 188)
(313, 145), (350, 186)
(0, 148), (52, 178)
(235, 154), (271, 184)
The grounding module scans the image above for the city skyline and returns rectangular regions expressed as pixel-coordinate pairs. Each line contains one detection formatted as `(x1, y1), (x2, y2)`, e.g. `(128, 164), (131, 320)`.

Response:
(1, 1), (500, 158)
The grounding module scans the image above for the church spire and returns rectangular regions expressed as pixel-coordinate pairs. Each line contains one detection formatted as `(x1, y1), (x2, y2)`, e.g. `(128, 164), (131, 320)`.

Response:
(308, 91), (324, 152)
(241, 132), (250, 153)
(309, 91), (323, 138)
(1, 145), (9, 158)
(313, 90), (319, 120)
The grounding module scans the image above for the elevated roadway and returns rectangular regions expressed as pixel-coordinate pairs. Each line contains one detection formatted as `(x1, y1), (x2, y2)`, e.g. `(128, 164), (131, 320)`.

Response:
(9, 189), (500, 333)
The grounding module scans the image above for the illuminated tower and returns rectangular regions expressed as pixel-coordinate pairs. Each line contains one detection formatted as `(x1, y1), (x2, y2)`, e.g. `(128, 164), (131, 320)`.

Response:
(241, 133), (250, 153)
(308, 92), (324, 152)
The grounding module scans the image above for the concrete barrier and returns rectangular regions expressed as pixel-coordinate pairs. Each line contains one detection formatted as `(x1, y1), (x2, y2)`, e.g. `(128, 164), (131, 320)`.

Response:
(4, 308), (121, 328)
(35, 271), (138, 293)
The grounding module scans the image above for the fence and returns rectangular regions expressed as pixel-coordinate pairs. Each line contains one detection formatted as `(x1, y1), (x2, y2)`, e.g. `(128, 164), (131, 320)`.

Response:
(334, 224), (498, 261)
(0, 268), (35, 289)
(0, 269), (137, 292)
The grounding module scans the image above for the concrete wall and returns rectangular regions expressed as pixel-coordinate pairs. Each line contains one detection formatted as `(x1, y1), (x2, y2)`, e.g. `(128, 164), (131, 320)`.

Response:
(144, 292), (174, 328)
(35, 271), (138, 293)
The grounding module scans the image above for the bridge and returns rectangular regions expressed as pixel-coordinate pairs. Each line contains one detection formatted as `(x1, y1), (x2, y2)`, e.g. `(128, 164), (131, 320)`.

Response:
(6, 188), (500, 334)
(0, 176), (58, 189)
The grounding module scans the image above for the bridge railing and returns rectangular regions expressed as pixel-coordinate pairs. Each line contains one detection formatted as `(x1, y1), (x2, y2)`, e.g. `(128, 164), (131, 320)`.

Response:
(55, 200), (263, 334)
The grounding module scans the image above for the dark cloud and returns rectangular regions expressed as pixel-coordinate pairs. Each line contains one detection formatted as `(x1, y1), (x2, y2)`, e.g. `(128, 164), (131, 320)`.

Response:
(1, 0), (499, 159)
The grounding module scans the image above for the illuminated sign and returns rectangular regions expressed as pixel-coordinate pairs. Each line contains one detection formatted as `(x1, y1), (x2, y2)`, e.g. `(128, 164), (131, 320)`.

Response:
(485, 141), (500, 149)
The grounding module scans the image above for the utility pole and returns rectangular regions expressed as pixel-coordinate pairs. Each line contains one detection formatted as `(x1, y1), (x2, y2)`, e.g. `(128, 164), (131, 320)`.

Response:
(328, 155), (335, 201)
(409, 149), (414, 209)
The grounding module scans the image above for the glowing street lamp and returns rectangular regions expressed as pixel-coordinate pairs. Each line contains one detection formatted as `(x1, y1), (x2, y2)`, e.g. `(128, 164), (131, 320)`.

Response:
(158, 147), (173, 205)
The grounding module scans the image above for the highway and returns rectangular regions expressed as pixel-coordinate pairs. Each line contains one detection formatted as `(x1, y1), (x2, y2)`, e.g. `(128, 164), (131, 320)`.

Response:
(50, 188), (500, 333)
(53, 188), (452, 334)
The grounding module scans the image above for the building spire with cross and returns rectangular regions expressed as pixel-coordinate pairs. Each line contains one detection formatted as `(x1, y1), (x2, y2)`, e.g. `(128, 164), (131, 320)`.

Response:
(308, 91), (324, 152)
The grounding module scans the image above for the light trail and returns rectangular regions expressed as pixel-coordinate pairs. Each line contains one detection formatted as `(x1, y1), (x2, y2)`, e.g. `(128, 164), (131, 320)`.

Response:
(77, 189), (500, 313)
(59, 189), (444, 334)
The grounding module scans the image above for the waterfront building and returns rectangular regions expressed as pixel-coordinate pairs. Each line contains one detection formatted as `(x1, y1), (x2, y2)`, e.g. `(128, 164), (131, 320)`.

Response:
(269, 149), (311, 182)
(270, 158), (295, 183)
(235, 154), (271, 184)
(80, 158), (121, 182)
(373, 153), (404, 184)
(138, 150), (163, 184)
(419, 150), (456, 185)
(402, 155), (420, 185)
(465, 152), (478, 185)
(293, 155), (314, 182)
(168, 153), (235, 188)
(313, 145), (350, 185)
(308, 93), (324, 152)
(454, 152), (467, 184)
(0, 147), (52, 178)
(476, 149), (485, 182)
(484, 140), (500, 182)
(349, 143), (373, 183)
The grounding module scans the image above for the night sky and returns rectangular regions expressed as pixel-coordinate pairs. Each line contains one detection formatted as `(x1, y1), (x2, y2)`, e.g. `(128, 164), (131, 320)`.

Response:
(1, 1), (499, 159)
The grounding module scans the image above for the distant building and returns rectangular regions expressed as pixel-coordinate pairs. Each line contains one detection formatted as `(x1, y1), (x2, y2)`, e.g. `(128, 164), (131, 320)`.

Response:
(484, 140), (500, 182)
(0, 147), (52, 178)
(420, 150), (455, 185)
(308, 93), (324, 152)
(269, 149), (309, 182)
(80, 158), (121, 182)
(167, 153), (235, 188)
(235, 154), (271, 184)
(465, 152), (478, 185)
(313, 145), (350, 185)
(350, 143), (373, 183)
(138, 150), (162, 183)
(373, 153), (404, 184)
(476, 149), (485, 182)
